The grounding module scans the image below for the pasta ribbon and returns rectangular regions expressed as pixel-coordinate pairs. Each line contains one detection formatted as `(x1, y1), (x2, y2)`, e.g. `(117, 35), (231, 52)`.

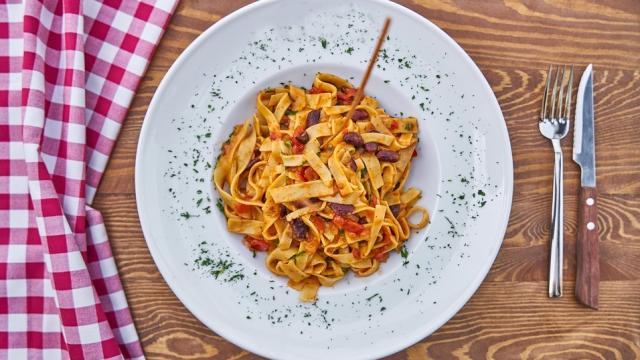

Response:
(213, 73), (428, 302)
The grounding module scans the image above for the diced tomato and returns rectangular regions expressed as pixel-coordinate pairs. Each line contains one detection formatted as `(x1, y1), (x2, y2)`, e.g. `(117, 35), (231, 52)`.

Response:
(333, 215), (365, 234)
(293, 143), (305, 154)
(303, 166), (319, 181)
(412, 149), (417, 158)
(373, 250), (389, 262)
(309, 86), (325, 94)
(352, 247), (361, 260)
(371, 196), (377, 206)
(234, 203), (251, 214)
(245, 236), (269, 252)
(291, 127), (307, 154)
(337, 87), (358, 104)
(270, 131), (280, 140)
(312, 216), (325, 233)
(294, 167), (306, 182)
(280, 115), (290, 128)
(389, 120), (399, 130)
(382, 231), (391, 245)
(293, 126), (306, 139)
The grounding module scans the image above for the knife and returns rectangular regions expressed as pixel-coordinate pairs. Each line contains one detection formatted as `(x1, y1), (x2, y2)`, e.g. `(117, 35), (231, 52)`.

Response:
(573, 64), (599, 309)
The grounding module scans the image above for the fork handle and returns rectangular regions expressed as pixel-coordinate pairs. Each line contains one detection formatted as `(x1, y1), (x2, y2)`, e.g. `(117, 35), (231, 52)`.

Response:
(549, 146), (563, 297)
(575, 186), (599, 309)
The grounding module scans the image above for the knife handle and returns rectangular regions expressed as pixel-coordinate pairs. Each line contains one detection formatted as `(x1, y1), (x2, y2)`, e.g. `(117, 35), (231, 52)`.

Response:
(575, 186), (599, 309)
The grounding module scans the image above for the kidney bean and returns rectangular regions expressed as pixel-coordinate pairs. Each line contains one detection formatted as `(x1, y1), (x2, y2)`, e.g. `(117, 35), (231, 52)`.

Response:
(351, 109), (369, 121)
(245, 157), (260, 171)
(329, 203), (355, 217)
(306, 109), (321, 128)
(349, 159), (357, 171)
(280, 115), (290, 128)
(295, 131), (309, 144)
(292, 218), (309, 240)
(238, 177), (248, 192)
(343, 132), (364, 147)
(376, 150), (400, 162)
(390, 204), (401, 217)
(364, 142), (378, 152)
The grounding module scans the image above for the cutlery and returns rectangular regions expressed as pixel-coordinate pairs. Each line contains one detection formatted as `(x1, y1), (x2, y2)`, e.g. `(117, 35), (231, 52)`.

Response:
(539, 65), (573, 298)
(574, 64), (599, 309)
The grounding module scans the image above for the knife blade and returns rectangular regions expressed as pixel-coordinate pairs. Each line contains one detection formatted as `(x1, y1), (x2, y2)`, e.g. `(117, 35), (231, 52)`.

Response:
(574, 65), (596, 186)
(573, 64), (599, 309)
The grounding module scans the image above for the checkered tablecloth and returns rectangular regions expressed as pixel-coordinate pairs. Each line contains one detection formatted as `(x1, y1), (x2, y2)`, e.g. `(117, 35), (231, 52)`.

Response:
(0, 0), (178, 358)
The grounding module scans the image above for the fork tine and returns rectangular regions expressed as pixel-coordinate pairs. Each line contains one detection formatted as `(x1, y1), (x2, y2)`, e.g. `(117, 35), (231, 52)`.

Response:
(563, 65), (574, 119)
(557, 65), (567, 121)
(541, 65), (553, 120)
(550, 66), (561, 120)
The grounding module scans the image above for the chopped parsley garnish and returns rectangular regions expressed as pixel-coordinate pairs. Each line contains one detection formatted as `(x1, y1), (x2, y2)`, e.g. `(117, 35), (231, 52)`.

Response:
(228, 273), (245, 282)
(366, 293), (381, 302)
(345, 47), (354, 54)
(320, 37), (328, 49)
(180, 212), (199, 219)
(400, 245), (409, 259)
(210, 260), (232, 278)
(360, 168), (367, 178)
(291, 251), (307, 260)
(404, 123), (413, 131)
(478, 189), (486, 196)
(285, 109), (297, 115)
(216, 198), (224, 213)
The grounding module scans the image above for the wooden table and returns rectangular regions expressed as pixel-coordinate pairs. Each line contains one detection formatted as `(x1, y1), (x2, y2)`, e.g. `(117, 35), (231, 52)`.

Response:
(94, 1), (640, 358)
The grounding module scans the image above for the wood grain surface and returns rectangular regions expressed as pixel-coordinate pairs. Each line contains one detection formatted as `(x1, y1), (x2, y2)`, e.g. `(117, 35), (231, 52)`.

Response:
(92, 1), (640, 359)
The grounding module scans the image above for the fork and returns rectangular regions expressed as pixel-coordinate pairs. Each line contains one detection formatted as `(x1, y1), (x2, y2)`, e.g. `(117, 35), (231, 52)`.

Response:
(539, 65), (574, 298)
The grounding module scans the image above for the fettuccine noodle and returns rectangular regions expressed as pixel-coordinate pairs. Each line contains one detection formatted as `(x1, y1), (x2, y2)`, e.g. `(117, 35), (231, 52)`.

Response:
(213, 73), (428, 302)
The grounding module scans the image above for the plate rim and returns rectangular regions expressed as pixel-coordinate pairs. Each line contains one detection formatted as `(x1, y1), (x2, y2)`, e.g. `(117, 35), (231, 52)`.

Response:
(134, 0), (514, 358)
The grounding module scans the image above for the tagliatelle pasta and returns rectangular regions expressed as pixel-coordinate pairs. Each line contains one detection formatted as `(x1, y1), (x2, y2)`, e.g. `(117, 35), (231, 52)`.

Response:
(213, 73), (428, 302)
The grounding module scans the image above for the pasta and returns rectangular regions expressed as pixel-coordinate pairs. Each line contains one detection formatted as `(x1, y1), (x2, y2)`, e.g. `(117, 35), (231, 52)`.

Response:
(213, 73), (429, 302)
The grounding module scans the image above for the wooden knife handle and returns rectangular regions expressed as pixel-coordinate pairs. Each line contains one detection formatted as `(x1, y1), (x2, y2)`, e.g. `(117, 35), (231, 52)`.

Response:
(575, 186), (600, 309)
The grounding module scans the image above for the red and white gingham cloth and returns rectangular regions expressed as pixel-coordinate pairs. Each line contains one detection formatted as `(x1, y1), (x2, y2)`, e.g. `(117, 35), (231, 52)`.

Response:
(0, 0), (178, 358)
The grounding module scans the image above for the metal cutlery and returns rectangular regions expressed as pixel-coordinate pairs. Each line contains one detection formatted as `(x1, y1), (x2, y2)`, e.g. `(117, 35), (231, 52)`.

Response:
(573, 64), (599, 309)
(539, 65), (573, 298)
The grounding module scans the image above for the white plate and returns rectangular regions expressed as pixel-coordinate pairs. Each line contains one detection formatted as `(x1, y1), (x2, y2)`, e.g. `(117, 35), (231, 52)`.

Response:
(135, 1), (513, 359)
